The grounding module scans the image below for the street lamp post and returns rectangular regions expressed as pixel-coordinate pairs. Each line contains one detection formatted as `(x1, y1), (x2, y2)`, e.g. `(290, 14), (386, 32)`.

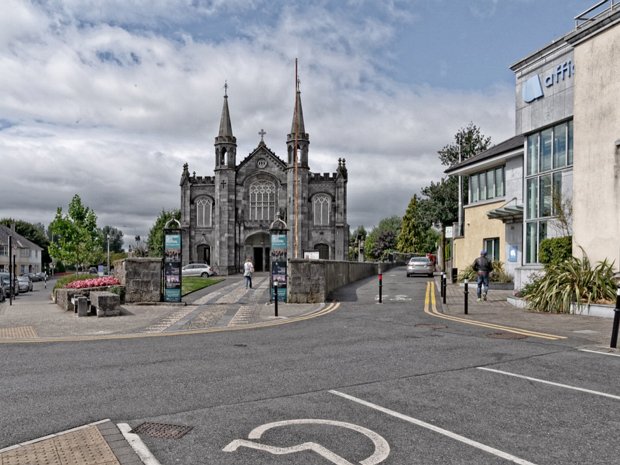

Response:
(106, 234), (110, 275)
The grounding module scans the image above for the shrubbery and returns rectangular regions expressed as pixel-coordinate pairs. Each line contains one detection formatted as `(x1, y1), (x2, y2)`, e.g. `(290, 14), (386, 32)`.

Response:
(539, 236), (572, 266)
(457, 261), (513, 283)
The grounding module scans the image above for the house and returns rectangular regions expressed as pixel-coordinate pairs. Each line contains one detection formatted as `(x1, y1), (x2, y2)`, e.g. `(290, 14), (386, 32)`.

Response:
(0, 224), (43, 275)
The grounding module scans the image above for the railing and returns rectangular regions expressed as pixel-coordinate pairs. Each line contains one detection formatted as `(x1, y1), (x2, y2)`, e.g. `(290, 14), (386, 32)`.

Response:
(575, 0), (618, 28)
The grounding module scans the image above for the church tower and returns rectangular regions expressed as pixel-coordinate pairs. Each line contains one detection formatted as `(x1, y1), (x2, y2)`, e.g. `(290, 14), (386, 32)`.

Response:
(214, 85), (237, 274)
(286, 73), (310, 259)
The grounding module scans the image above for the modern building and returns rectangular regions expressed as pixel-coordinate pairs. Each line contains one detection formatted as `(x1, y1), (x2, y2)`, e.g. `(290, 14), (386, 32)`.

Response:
(180, 81), (349, 275)
(0, 224), (43, 275)
(446, 0), (619, 289)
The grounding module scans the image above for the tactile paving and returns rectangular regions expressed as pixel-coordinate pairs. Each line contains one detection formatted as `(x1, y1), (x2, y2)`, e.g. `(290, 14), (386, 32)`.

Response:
(0, 326), (38, 339)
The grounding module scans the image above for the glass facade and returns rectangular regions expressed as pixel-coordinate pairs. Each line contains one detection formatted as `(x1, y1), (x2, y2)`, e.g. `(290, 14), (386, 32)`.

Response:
(525, 120), (573, 263)
(469, 166), (505, 203)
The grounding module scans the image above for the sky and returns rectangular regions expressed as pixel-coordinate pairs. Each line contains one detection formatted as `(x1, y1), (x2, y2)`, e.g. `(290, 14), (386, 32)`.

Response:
(0, 0), (593, 247)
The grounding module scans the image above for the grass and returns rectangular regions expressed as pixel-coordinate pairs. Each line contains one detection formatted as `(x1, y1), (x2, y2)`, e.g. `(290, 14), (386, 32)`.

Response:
(182, 276), (224, 296)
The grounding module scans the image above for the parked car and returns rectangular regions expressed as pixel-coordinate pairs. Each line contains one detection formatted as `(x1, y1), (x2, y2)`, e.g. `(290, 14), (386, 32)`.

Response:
(26, 272), (43, 282)
(0, 273), (19, 297)
(181, 263), (214, 277)
(17, 275), (33, 292)
(406, 256), (435, 277)
(0, 280), (5, 302)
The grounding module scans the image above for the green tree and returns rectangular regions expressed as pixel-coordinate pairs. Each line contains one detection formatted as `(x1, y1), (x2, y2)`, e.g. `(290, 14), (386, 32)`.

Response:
(365, 216), (401, 261)
(349, 226), (367, 260)
(396, 195), (417, 253)
(0, 218), (51, 266)
(48, 195), (103, 271)
(100, 225), (124, 253)
(147, 209), (181, 257)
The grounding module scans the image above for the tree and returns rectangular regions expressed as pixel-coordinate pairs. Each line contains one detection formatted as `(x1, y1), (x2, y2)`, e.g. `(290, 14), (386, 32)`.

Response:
(0, 218), (51, 266)
(147, 209), (181, 257)
(396, 195), (417, 253)
(100, 225), (124, 253)
(437, 122), (492, 167)
(349, 226), (367, 260)
(48, 195), (103, 271)
(364, 216), (401, 261)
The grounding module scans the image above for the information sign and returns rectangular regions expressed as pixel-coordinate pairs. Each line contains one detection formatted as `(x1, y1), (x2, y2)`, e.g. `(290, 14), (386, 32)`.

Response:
(163, 229), (182, 302)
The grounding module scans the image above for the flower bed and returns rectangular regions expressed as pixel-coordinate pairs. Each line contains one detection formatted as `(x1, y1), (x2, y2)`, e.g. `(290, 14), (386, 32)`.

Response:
(65, 276), (120, 289)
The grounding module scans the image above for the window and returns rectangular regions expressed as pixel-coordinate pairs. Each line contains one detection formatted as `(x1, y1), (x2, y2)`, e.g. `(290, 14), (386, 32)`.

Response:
(20, 248), (31, 258)
(469, 166), (504, 203)
(0, 245), (6, 256)
(525, 120), (573, 263)
(483, 238), (500, 262)
(196, 197), (213, 228)
(313, 194), (331, 226)
(249, 181), (276, 221)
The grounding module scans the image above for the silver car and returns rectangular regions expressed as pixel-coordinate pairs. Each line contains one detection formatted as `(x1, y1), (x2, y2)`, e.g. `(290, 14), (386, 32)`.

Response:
(406, 256), (435, 277)
(17, 275), (33, 292)
(181, 263), (214, 277)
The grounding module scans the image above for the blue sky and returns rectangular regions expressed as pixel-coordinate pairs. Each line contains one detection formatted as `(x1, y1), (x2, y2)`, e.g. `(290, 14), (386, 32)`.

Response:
(0, 0), (593, 244)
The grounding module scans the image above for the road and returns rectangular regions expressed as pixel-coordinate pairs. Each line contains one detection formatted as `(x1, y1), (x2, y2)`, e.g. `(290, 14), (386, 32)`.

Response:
(1, 268), (618, 464)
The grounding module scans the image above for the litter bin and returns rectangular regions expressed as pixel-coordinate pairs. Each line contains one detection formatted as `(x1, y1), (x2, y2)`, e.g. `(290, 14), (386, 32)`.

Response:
(451, 268), (458, 284)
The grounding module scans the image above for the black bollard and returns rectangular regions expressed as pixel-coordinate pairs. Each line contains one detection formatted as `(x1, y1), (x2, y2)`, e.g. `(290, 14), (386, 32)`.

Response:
(464, 279), (469, 315)
(379, 273), (383, 303)
(442, 273), (447, 305)
(440, 272), (445, 298)
(274, 282), (279, 317)
(610, 286), (620, 348)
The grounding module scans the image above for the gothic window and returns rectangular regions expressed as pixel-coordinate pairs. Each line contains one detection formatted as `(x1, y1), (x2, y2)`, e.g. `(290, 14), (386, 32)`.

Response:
(196, 197), (213, 227)
(313, 194), (331, 226)
(249, 181), (276, 221)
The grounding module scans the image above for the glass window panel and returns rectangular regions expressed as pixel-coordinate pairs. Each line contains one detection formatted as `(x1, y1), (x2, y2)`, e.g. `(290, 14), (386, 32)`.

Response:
(495, 167), (504, 197)
(540, 128), (552, 172)
(538, 221), (547, 249)
(554, 123), (567, 168)
(567, 120), (573, 166)
(527, 134), (539, 175)
(540, 174), (552, 217)
(526, 222), (537, 263)
(486, 169), (495, 198)
(470, 175), (479, 203)
(479, 172), (487, 200)
(552, 172), (562, 215)
(526, 178), (538, 219)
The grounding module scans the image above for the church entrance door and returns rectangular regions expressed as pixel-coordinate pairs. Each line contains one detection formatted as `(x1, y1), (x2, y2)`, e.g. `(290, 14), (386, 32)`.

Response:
(197, 244), (211, 265)
(245, 232), (270, 272)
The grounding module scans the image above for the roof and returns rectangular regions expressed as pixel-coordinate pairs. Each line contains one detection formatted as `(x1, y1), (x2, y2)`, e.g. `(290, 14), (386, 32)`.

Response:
(444, 135), (524, 176)
(0, 224), (43, 250)
(486, 198), (524, 223)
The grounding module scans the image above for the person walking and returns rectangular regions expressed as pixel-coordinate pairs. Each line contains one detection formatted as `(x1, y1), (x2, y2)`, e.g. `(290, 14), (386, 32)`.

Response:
(243, 257), (254, 289)
(472, 250), (492, 302)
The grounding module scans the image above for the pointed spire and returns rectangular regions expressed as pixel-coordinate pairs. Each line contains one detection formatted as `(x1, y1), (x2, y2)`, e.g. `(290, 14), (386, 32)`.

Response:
(290, 78), (306, 136)
(218, 82), (233, 138)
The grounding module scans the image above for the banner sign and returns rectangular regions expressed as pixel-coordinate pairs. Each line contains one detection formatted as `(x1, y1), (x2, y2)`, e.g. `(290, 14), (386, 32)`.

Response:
(270, 233), (287, 302)
(163, 229), (182, 302)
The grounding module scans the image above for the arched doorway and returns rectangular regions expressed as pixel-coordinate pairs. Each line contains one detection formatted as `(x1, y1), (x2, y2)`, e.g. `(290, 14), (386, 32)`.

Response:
(197, 244), (211, 264)
(315, 243), (329, 260)
(244, 232), (270, 272)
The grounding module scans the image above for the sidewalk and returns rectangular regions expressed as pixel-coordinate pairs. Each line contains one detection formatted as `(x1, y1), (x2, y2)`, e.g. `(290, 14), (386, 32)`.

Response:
(437, 277), (617, 348)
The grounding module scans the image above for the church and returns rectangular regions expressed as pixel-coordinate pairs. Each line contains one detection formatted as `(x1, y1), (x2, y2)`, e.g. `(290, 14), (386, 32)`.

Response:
(179, 80), (349, 275)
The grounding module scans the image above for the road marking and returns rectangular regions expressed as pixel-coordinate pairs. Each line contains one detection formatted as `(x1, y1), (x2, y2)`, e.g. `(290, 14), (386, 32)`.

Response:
(579, 348), (620, 358)
(423, 282), (565, 340)
(118, 423), (162, 465)
(330, 390), (538, 465)
(477, 367), (620, 401)
(223, 418), (390, 465)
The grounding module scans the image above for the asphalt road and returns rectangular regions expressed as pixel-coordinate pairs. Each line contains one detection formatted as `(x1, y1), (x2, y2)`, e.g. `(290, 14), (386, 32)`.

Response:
(1, 268), (618, 464)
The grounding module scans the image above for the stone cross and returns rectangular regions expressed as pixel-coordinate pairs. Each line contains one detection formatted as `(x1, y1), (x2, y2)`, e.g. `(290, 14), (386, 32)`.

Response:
(259, 129), (266, 142)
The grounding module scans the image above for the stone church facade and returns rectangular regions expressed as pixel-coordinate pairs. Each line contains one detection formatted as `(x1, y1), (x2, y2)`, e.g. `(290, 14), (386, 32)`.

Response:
(180, 83), (349, 275)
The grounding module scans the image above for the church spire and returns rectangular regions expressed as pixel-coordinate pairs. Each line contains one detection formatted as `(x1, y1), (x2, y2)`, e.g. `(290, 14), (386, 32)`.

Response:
(290, 77), (306, 136)
(218, 81), (234, 139)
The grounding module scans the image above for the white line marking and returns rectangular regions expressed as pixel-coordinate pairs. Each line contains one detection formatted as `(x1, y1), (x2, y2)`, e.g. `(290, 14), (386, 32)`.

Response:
(477, 367), (620, 401)
(329, 390), (538, 465)
(223, 419), (390, 465)
(118, 423), (162, 465)
(579, 348), (620, 358)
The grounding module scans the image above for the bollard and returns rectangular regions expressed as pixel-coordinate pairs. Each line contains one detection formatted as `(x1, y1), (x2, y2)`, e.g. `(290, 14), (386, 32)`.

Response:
(274, 282), (279, 317)
(442, 273), (447, 305)
(378, 273), (383, 303)
(610, 286), (620, 348)
(464, 279), (469, 315)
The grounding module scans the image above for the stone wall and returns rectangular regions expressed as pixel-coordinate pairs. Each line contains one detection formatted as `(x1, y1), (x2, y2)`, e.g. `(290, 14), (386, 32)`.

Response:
(115, 257), (162, 303)
(288, 259), (379, 303)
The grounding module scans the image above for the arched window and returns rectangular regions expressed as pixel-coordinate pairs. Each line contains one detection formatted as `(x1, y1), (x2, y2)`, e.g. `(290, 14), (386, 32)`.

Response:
(196, 197), (213, 227)
(249, 181), (276, 221)
(313, 194), (331, 225)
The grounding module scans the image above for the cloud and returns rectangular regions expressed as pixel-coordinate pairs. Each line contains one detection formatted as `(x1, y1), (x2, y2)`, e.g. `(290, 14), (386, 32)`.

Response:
(0, 0), (516, 243)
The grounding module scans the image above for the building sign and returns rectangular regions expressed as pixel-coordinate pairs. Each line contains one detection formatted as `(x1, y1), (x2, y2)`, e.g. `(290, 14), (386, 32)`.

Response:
(523, 60), (574, 103)
(163, 229), (182, 302)
(445, 226), (453, 239)
(270, 233), (287, 302)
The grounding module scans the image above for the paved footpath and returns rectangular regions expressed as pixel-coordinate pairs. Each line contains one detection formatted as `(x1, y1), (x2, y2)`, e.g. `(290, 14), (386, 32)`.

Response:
(1, 271), (617, 464)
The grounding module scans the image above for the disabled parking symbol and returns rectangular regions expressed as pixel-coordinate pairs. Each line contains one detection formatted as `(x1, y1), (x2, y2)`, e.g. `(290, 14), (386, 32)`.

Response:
(223, 418), (390, 464)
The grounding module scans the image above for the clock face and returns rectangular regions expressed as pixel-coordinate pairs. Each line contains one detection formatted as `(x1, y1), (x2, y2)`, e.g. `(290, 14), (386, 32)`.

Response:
(257, 158), (267, 169)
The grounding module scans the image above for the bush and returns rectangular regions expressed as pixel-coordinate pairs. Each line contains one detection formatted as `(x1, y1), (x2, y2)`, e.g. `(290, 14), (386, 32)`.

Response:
(539, 236), (572, 266)
(457, 261), (513, 283)
(521, 253), (616, 313)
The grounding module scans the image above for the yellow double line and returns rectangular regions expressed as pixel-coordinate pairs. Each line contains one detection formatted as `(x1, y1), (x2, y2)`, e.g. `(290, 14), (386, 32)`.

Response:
(423, 281), (565, 341)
